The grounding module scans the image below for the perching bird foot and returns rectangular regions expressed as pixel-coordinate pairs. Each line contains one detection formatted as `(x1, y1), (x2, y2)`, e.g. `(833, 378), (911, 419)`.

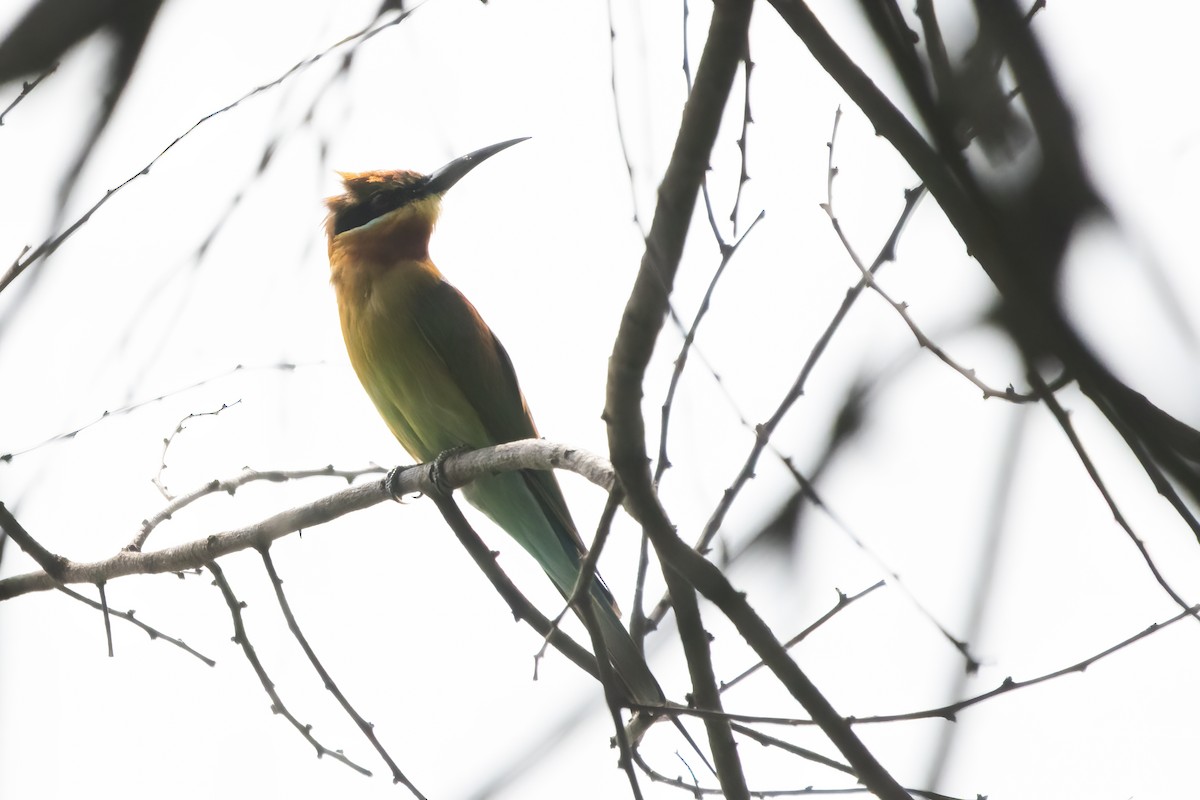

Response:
(384, 465), (413, 501)
(429, 445), (470, 496)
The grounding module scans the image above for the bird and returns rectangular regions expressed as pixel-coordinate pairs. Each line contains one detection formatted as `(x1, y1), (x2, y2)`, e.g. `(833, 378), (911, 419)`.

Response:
(324, 138), (662, 712)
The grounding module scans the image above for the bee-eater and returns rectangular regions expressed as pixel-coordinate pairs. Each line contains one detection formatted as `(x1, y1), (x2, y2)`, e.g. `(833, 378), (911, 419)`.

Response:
(324, 139), (661, 710)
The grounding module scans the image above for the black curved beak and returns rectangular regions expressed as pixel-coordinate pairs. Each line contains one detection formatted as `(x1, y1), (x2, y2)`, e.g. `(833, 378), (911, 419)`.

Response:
(425, 137), (530, 196)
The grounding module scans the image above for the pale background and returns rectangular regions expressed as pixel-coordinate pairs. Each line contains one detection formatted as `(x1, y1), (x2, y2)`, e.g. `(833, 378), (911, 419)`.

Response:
(1, 1), (1198, 798)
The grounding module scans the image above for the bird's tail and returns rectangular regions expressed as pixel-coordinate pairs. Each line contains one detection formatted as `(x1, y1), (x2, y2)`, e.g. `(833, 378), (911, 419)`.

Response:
(463, 470), (664, 732)
(585, 584), (674, 748)
(591, 588), (712, 768)
(587, 585), (662, 706)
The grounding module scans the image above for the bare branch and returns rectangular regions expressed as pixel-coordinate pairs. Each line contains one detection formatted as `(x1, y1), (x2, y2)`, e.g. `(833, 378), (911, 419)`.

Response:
(731, 44), (753, 236)
(259, 547), (426, 797)
(605, 0), (647, 237)
(606, 0), (754, 508)
(54, 583), (215, 666)
(153, 402), (242, 500)
(721, 581), (885, 692)
(730, 723), (852, 776)
(655, 210), (764, 487)
(0, 502), (68, 580)
(643, 179), (924, 633)
(820, 109), (1033, 402)
(644, 601), (1199, 729)
(850, 602), (1200, 725)
(0, 440), (613, 601)
(207, 560), (371, 777)
(663, 557), (749, 800)
(132, 462), (385, 553)
(1029, 372), (1199, 619)
(1, 361), (308, 464)
(632, 749), (965, 799)
(0, 63), (58, 126)
(97, 582), (114, 657)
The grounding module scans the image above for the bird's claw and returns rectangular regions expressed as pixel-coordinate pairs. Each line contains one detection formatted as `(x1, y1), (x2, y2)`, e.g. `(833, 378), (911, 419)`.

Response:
(429, 446), (469, 496)
(385, 465), (409, 501)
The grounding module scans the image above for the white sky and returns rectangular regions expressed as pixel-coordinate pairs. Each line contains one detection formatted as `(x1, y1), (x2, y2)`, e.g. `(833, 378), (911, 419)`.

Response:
(1, 1), (1198, 799)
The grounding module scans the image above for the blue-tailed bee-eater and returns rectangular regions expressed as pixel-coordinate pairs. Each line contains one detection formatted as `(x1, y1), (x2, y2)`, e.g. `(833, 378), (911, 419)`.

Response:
(324, 138), (661, 710)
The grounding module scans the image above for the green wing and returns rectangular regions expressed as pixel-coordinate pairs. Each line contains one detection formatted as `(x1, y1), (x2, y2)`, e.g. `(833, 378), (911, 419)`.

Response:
(408, 277), (661, 704)
(410, 278), (593, 588)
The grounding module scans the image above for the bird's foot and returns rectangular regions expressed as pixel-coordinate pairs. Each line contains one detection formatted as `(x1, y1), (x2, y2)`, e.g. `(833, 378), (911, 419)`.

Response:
(384, 465), (414, 501)
(429, 445), (470, 496)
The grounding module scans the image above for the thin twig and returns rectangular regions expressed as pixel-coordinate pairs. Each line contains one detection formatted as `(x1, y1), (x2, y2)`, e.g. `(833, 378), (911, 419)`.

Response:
(655, 210), (765, 487)
(641, 158), (983, 672)
(695, 179), (923, 553)
(0, 7), (420, 295)
(773, 453), (980, 671)
(606, 0), (647, 236)
(0, 63), (58, 126)
(850, 602), (1200, 725)
(721, 581), (885, 692)
(207, 560), (372, 776)
(730, 723), (851, 775)
(645, 178), (925, 631)
(154, 402), (242, 500)
(131, 462), (385, 552)
(683, 0), (730, 249)
(54, 583), (215, 665)
(632, 749), (964, 799)
(678, 536), (913, 797)
(637, 599), (1200, 731)
(629, 528), (654, 651)
(2, 361), (308, 463)
(731, 42), (753, 236)
(259, 547), (425, 797)
(97, 582), (114, 657)
(821, 109), (1036, 402)
(1028, 372), (1199, 620)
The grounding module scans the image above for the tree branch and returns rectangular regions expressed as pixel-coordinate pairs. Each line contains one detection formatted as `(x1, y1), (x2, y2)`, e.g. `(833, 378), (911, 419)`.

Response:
(0, 440), (615, 601)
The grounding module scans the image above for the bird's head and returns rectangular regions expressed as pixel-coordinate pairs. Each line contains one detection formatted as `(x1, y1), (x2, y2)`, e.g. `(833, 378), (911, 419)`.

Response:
(324, 137), (529, 242)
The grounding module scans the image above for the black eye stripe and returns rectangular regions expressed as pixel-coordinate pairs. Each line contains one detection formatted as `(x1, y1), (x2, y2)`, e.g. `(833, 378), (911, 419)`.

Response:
(333, 176), (432, 235)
